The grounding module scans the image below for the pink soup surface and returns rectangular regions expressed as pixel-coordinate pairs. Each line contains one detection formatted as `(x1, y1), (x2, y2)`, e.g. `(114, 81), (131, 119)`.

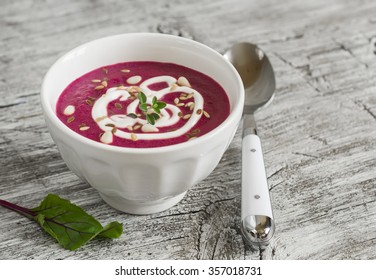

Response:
(56, 61), (230, 148)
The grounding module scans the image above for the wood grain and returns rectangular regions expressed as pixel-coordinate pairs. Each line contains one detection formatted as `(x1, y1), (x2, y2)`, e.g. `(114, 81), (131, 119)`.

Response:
(0, 0), (375, 260)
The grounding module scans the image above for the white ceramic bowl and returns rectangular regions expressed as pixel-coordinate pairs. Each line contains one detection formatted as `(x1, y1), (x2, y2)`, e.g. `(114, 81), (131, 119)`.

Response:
(41, 33), (244, 214)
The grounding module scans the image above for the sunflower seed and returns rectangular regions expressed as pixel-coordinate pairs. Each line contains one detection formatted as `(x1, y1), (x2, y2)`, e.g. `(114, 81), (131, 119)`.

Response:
(79, 126), (90, 131)
(127, 76), (142, 84)
(141, 123), (159, 133)
(170, 83), (178, 91)
(100, 131), (113, 144)
(127, 86), (141, 94)
(67, 116), (75, 123)
(63, 105), (75, 116)
(131, 133), (138, 141)
(177, 76), (191, 87)
(95, 116), (107, 122)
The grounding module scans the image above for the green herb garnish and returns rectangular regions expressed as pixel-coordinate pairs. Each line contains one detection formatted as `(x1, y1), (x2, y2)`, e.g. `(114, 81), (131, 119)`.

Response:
(138, 92), (166, 125)
(127, 113), (138, 119)
(0, 194), (123, 251)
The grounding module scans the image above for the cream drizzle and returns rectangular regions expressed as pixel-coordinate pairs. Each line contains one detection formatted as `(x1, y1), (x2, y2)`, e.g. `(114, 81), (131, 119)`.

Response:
(91, 76), (204, 142)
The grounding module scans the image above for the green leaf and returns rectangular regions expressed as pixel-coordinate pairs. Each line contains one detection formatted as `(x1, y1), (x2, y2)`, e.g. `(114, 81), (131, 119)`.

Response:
(0, 194), (123, 251)
(156, 101), (166, 109)
(151, 113), (160, 120)
(152, 96), (157, 104)
(153, 107), (160, 114)
(139, 103), (148, 112)
(31, 194), (105, 250)
(127, 113), (138, 119)
(97, 221), (123, 238)
(138, 91), (147, 104)
(146, 114), (155, 125)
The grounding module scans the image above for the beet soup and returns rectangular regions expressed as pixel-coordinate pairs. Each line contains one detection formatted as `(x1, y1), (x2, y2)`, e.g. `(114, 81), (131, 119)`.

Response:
(56, 61), (230, 148)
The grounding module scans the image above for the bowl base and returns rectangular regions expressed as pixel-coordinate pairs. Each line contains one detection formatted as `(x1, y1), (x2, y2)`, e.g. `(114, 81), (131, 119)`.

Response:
(99, 192), (187, 215)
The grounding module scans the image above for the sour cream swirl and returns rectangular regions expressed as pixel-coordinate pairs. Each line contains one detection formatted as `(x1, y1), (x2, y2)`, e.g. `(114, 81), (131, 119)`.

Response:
(91, 76), (204, 141)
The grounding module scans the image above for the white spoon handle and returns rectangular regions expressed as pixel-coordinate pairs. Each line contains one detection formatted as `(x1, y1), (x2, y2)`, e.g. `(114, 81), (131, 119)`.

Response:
(241, 133), (274, 246)
(241, 134), (273, 218)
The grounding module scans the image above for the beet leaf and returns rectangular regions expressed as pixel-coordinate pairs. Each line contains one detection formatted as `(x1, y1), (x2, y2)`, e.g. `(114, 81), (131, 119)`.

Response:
(0, 194), (123, 250)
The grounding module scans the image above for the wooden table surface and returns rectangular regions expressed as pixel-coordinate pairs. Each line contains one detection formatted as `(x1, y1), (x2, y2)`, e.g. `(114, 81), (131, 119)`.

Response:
(1, 0), (375, 260)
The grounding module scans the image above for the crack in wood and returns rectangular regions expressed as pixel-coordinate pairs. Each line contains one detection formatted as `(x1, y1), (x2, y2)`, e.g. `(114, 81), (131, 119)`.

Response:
(269, 180), (285, 192)
(354, 100), (376, 121)
(0, 101), (26, 109)
(299, 212), (330, 225)
(196, 207), (214, 259)
(273, 52), (296, 69)
(331, 199), (374, 215)
(271, 246), (276, 259)
(18, 92), (39, 98)
(269, 33), (304, 43)
(333, 39), (370, 69)
(310, 135), (328, 145)
(195, 196), (239, 259)
(274, 52), (322, 93)
(320, 139), (374, 159)
(292, 152), (320, 159)
(15, 113), (44, 120)
(259, 247), (265, 260)
(210, 236), (220, 260)
(267, 166), (285, 180)
(150, 209), (204, 220)
(306, 46), (343, 59)
(148, 207), (212, 259)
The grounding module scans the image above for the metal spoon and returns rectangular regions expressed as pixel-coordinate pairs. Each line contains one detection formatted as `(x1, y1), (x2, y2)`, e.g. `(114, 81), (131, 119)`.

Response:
(224, 42), (276, 248)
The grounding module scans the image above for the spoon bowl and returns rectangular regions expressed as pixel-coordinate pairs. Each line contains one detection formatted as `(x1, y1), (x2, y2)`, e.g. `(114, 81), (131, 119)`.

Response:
(224, 42), (275, 114)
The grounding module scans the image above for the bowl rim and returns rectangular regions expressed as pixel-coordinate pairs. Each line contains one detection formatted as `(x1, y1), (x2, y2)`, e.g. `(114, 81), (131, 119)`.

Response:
(41, 33), (244, 154)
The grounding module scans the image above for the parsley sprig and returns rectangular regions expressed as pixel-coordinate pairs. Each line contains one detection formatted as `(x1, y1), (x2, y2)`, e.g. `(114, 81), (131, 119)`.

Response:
(138, 92), (166, 125)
